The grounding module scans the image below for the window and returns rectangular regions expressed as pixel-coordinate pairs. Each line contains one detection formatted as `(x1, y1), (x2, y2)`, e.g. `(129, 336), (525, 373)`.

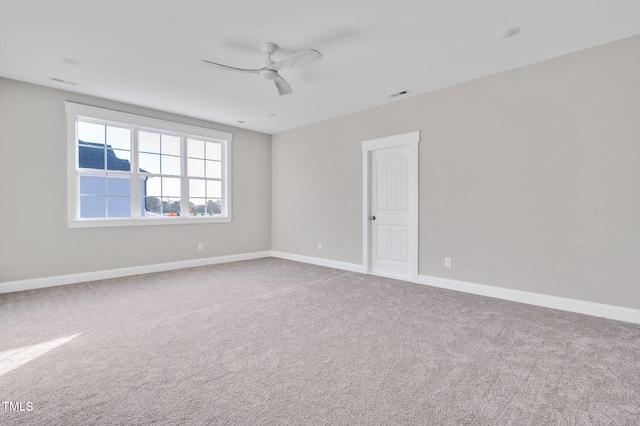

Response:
(66, 102), (233, 227)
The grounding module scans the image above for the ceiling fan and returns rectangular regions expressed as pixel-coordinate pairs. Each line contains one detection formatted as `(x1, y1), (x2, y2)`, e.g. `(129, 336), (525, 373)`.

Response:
(202, 42), (322, 96)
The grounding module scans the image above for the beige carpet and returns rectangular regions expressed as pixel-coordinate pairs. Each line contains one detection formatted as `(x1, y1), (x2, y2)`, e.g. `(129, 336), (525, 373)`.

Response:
(1, 257), (639, 425)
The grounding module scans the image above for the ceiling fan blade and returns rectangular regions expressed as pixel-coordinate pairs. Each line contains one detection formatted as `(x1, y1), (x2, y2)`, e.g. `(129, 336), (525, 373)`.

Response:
(273, 75), (293, 96)
(201, 59), (262, 74)
(268, 49), (322, 72)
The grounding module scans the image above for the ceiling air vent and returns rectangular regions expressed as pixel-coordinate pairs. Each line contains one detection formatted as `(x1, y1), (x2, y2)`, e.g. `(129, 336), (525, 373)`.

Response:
(389, 90), (410, 98)
(50, 77), (79, 86)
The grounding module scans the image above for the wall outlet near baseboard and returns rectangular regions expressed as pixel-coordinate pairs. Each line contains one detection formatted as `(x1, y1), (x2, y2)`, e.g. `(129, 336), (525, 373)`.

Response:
(317, 243), (322, 251)
(445, 257), (452, 268)
(198, 243), (204, 251)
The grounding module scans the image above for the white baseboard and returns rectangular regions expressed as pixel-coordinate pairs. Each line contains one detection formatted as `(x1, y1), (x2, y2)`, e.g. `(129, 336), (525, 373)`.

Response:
(269, 252), (640, 324)
(418, 274), (640, 325)
(0, 251), (272, 294)
(3, 250), (638, 325)
(270, 251), (367, 274)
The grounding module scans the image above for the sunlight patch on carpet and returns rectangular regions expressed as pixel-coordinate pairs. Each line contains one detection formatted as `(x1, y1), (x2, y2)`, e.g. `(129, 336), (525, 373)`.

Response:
(0, 334), (81, 377)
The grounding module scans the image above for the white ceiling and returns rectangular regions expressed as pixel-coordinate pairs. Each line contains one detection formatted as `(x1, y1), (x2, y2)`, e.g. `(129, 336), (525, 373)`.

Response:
(2, 1), (640, 135)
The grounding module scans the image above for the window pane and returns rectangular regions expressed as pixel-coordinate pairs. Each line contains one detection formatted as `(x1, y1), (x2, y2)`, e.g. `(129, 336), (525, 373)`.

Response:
(188, 139), (205, 158)
(206, 160), (221, 179)
(188, 158), (205, 177)
(80, 195), (106, 218)
(107, 148), (131, 171)
(206, 180), (221, 198)
(139, 153), (160, 174)
(141, 202), (147, 216)
(144, 196), (161, 215)
(79, 146), (105, 170)
(189, 179), (205, 198)
(190, 198), (206, 215)
(112, 149), (130, 163)
(78, 122), (105, 145)
(162, 198), (181, 216)
(108, 196), (130, 218)
(162, 177), (180, 197)
(80, 175), (106, 195)
(139, 131), (160, 153)
(107, 175), (131, 196)
(161, 155), (181, 175)
(107, 126), (130, 150)
(207, 199), (222, 214)
(146, 176), (161, 197)
(206, 142), (221, 161)
(140, 177), (147, 197)
(162, 135), (181, 156)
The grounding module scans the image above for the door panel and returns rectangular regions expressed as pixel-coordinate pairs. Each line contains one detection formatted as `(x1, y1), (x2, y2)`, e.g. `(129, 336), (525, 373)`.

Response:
(376, 225), (408, 261)
(371, 145), (413, 279)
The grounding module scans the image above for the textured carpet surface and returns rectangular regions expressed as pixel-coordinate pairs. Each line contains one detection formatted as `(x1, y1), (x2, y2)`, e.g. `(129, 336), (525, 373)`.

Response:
(1, 257), (639, 425)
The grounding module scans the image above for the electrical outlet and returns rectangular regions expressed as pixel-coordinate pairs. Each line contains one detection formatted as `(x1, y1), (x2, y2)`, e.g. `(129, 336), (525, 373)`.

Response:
(445, 257), (452, 268)
(198, 243), (204, 251)
(317, 243), (322, 251)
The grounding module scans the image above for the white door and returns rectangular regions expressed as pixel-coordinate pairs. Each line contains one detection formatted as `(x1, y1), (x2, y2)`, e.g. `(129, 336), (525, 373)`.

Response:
(362, 132), (419, 282)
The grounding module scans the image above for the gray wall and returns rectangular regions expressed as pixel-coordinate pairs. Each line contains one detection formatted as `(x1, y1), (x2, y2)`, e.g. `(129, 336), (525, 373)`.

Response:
(272, 35), (640, 310)
(0, 78), (271, 282)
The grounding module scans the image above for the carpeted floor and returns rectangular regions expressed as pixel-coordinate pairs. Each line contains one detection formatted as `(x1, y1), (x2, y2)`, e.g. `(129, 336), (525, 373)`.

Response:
(1, 257), (639, 425)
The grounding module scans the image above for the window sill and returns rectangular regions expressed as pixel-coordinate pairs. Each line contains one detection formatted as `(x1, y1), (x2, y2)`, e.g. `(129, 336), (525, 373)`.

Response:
(68, 216), (232, 228)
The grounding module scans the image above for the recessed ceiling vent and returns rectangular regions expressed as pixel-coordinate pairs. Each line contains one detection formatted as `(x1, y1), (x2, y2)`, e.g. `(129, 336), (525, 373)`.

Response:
(389, 90), (410, 98)
(50, 77), (79, 86)
(62, 58), (81, 66)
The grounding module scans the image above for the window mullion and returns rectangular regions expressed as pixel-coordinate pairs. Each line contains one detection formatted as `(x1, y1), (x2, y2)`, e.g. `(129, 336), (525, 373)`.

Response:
(222, 141), (229, 217)
(131, 127), (141, 218)
(180, 135), (190, 216)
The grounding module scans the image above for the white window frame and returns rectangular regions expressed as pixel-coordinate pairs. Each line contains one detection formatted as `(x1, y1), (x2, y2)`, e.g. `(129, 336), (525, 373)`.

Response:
(66, 102), (233, 228)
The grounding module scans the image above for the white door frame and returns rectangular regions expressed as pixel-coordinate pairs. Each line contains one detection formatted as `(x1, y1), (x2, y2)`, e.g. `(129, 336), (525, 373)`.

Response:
(361, 131), (420, 282)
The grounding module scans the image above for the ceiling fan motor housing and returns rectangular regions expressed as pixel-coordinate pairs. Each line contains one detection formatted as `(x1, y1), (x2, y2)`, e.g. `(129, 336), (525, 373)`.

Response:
(262, 42), (277, 67)
(261, 42), (278, 54)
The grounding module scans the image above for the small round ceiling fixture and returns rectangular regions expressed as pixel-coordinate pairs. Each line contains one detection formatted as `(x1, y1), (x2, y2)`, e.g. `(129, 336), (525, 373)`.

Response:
(496, 26), (520, 39)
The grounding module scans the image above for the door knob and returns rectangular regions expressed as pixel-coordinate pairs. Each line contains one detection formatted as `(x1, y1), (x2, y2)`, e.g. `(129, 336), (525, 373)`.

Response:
(370, 216), (376, 220)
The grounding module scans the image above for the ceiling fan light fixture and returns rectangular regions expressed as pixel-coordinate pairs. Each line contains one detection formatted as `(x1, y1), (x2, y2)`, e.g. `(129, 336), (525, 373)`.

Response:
(497, 26), (521, 39)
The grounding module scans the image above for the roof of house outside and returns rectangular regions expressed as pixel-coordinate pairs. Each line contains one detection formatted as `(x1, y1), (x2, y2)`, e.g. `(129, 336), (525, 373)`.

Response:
(78, 141), (131, 171)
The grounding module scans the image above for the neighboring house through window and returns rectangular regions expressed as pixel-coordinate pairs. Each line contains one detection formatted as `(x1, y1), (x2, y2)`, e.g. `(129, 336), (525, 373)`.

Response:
(66, 102), (233, 227)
